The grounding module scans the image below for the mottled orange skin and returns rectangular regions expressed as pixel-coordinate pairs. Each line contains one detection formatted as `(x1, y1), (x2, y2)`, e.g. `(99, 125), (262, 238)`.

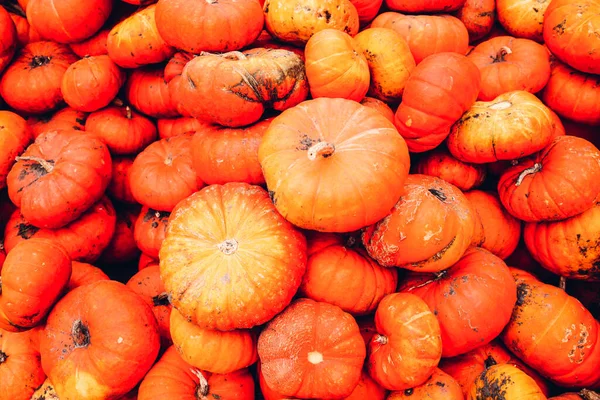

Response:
(125, 65), (178, 118)
(134, 206), (170, 259)
(0, 111), (32, 190)
(388, 369), (463, 400)
(497, 0), (552, 42)
(107, 157), (136, 204)
(455, 0), (495, 43)
(467, 364), (547, 400)
(0, 327), (45, 400)
(68, 261), (109, 291)
(27, 107), (87, 139)
(416, 147), (486, 191)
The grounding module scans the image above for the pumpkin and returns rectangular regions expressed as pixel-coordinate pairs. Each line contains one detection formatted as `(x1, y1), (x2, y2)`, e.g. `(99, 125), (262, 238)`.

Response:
(170, 309), (257, 374)
(174, 49), (308, 127)
(455, 0), (496, 42)
(524, 202), (600, 280)
(259, 97), (410, 232)
(305, 29), (370, 102)
(160, 183), (307, 331)
(496, 0), (552, 42)
(69, 28), (109, 57)
(61, 55), (126, 112)
(542, 59), (600, 126)
(138, 253), (158, 271)
(107, 4), (175, 69)
(67, 261), (109, 291)
(0, 6), (17, 75)
(387, 369), (463, 400)
(263, 0), (359, 46)
(498, 135), (600, 222)
(501, 269), (600, 388)
(9, 12), (42, 48)
(134, 207), (170, 259)
(0, 111), (33, 190)
(354, 27), (416, 103)
(27, 107), (87, 139)
(0, 238), (71, 332)
(385, 0), (466, 13)
(363, 174), (476, 272)
(124, 65), (178, 118)
(158, 117), (208, 139)
(4, 197), (116, 263)
(300, 232), (398, 315)
(258, 298), (366, 398)
(465, 191), (521, 259)
(164, 52), (194, 117)
(415, 147), (486, 191)
(399, 247), (517, 357)
(350, 0), (384, 26)
(99, 207), (139, 264)
(126, 266), (173, 347)
(191, 119), (270, 186)
(447, 91), (556, 163)
(26, 0), (112, 43)
(138, 346), (255, 400)
(129, 133), (201, 212)
(0, 41), (78, 115)
(394, 52), (480, 152)
(7, 129), (112, 229)
(107, 156), (137, 204)
(467, 36), (551, 101)
(367, 293), (442, 391)
(371, 12), (469, 64)
(467, 364), (547, 400)
(0, 327), (46, 400)
(543, 0), (600, 74)
(360, 97), (395, 122)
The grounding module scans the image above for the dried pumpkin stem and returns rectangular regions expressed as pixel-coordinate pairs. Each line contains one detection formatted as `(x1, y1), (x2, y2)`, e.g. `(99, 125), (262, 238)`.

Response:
(112, 98), (124, 107)
(191, 369), (210, 399)
(581, 389), (600, 400)
(72, 320), (91, 348)
(374, 334), (388, 345)
(152, 292), (171, 307)
(218, 239), (238, 255)
(515, 163), (542, 187)
(307, 142), (335, 160)
(559, 276), (567, 291)
(0, 350), (7, 364)
(15, 156), (54, 174)
(125, 106), (133, 120)
(493, 46), (513, 63)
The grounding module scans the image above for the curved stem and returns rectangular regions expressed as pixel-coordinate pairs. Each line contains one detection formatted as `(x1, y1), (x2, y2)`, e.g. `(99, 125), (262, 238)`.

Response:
(374, 334), (388, 345)
(515, 163), (542, 187)
(581, 389), (600, 400)
(152, 292), (171, 307)
(191, 369), (210, 400)
(15, 156), (54, 174)
(493, 46), (513, 63)
(125, 106), (132, 120)
(307, 142), (335, 160)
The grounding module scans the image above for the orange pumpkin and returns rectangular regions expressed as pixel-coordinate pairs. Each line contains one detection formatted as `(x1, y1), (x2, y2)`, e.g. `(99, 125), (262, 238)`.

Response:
(158, 117), (208, 139)
(159, 183), (307, 331)
(387, 369), (463, 400)
(40, 280), (160, 399)
(447, 91), (556, 163)
(371, 12), (469, 64)
(497, 0), (552, 42)
(498, 135), (600, 222)
(467, 36), (551, 101)
(138, 253), (157, 271)
(455, 0), (496, 42)
(134, 207), (169, 259)
(385, 0), (466, 12)
(0, 6), (17, 75)
(27, 107), (87, 139)
(258, 298), (366, 398)
(350, 0), (384, 26)
(360, 97), (395, 122)
(107, 156), (137, 204)
(305, 29), (370, 102)
(467, 364), (547, 400)
(124, 65), (178, 118)
(0, 238), (71, 332)
(67, 261), (109, 291)
(164, 52), (195, 118)
(363, 174), (476, 273)
(354, 27), (416, 103)
(416, 147), (486, 191)
(9, 12), (42, 48)
(69, 28), (109, 57)
(259, 97), (410, 232)
(367, 293), (442, 391)
(543, 0), (600, 74)
(99, 207), (139, 264)
(0, 111), (33, 190)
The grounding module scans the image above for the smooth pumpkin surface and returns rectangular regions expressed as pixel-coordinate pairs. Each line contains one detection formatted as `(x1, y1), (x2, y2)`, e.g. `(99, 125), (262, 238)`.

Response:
(107, 156), (136, 204)
(124, 65), (178, 119)
(67, 261), (109, 291)
(27, 107), (87, 139)
(0, 6), (17, 76)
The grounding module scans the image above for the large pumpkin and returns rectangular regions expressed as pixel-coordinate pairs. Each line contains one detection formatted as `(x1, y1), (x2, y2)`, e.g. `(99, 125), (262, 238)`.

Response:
(124, 65), (178, 119)
(40, 280), (160, 399)
(160, 183), (307, 331)
(467, 364), (547, 400)
(367, 293), (442, 391)
(496, 0), (552, 42)
(7, 129), (112, 229)
(134, 207), (170, 259)
(0, 6), (17, 75)
(363, 174), (476, 272)
(0, 111), (32, 190)
(415, 146), (486, 191)
(387, 369), (463, 400)
(385, 0), (466, 12)
(0, 41), (78, 114)
(258, 298), (366, 399)
(394, 52), (480, 152)
(543, 0), (600, 74)
(498, 135), (600, 222)
(259, 97), (410, 232)
(0, 238), (71, 332)
(455, 0), (496, 42)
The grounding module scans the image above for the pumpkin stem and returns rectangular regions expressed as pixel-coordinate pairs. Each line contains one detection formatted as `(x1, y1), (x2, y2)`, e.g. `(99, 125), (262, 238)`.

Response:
(515, 163), (542, 187)
(559, 276), (567, 291)
(15, 156), (54, 174)
(191, 369), (210, 400)
(30, 55), (51, 68)
(125, 106), (133, 120)
(428, 188), (447, 202)
(71, 320), (91, 348)
(307, 351), (324, 365)
(492, 46), (513, 63)
(152, 292), (171, 307)
(0, 350), (7, 364)
(374, 334), (388, 345)
(484, 355), (498, 369)
(580, 389), (600, 400)
(307, 142), (335, 160)
(218, 239), (238, 255)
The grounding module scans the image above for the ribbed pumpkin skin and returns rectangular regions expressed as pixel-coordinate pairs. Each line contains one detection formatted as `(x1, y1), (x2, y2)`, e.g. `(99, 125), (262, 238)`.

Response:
(0, 6), (17, 75)
(496, 0), (552, 42)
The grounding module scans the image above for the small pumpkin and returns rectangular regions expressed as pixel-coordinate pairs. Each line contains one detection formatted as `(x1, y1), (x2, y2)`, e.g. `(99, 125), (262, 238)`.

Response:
(164, 51), (195, 117)
(67, 261), (109, 291)
(496, 0), (552, 42)
(0, 6), (17, 75)
(27, 107), (87, 139)
(134, 207), (170, 259)
(415, 146), (486, 191)
(0, 111), (33, 190)
(107, 156), (137, 204)
(158, 117), (208, 139)
(467, 364), (547, 400)
(387, 369), (463, 400)
(385, 0), (466, 13)
(99, 207), (139, 264)
(124, 65), (178, 118)
(455, 0), (496, 42)
(69, 27), (109, 57)
(360, 97), (395, 122)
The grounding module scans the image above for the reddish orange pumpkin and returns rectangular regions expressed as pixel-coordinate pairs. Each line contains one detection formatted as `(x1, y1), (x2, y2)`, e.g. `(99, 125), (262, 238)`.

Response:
(258, 298), (366, 398)
(360, 97), (395, 122)
(61, 55), (125, 112)
(159, 183), (307, 331)
(138, 253), (157, 271)
(0, 41), (78, 114)
(496, 0), (552, 42)
(0, 111), (33, 190)
(7, 129), (112, 229)
(351, 0), (384, 26)
(387, 369), (463, 400)
(416, 147), (486, 191)
(9, 12), (42, 48)
(67, 261), (109, 291)
(69, 28), (109, 57)
(456, 0), (496, 42)
(498, 135), (600, 222)
(99, 207), (139, 264)
(468, 364), (547, 400)
(27, 107), (87, 139)
(385, 0), (466, 12)
(107, 156), (136, 204)
(134, 206), (170, 260)
(0, 238), (71, 332)
(158, 117), (208, 139)
(0, 6), (17, 75)
(125, 65), (178, 118)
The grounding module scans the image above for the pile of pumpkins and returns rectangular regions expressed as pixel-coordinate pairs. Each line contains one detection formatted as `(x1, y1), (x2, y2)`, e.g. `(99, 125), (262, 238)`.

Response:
(0, 0), (599, 399)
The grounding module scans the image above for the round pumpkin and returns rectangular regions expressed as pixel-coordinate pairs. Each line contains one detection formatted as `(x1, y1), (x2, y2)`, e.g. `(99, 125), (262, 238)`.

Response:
(497, 0), (552, 42)
(0, 6), (17, 75)
(124, 65), (178, 118)
(498, 135), (600, 222)
(360, 97), (395, 122)
(354, 27), (416, 103)
(134, 206), (170, 259)
(387, 369), (463, 400)
(61, 55), (125, 112)
(543, 0), (600, 74)
(27, 107), (87, 139)
(385, 0), (466, 12)
(164, 51), (194, 117)
(258, 298), (366, 399)
(467, 364), (547, 400)
(455, 0), (496, 42)
(259, 97), (410, 232)
(99, 207), (139, 264)
(305, 29), (370, 102)
(447, 91), (556, 163)
(69, 27), (109, 58)
(0, 238), (71, 332)
(26, 0), (112, 44)
(363, 174), (476, 272)
(107, 156), (137, 204)
(367, 293), (442, 391)
(40, 280), (160, 399)
(160, 183), (307, 331)
(7, 129), (112, 229)
(415, 146), (486, 191)
(350, 0), (384, 26)
(0, 41), (78, 114)
(158, 117), (208, 139)
(467, 36), (551, 101)
(138, 346), (255, 400)
(0, 111), (33, 190)
(67, 261), (109, 291)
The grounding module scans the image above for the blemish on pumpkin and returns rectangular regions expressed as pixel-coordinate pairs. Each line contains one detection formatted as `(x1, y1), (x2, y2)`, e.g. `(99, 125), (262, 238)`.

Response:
(478, 370), (510, 400)
(516, 283), (530, 307)
(0, 350), (7, 364)
(17, 223), (39, 239)
(435, 381), (446, 387)
(553, 19), (567, 35)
